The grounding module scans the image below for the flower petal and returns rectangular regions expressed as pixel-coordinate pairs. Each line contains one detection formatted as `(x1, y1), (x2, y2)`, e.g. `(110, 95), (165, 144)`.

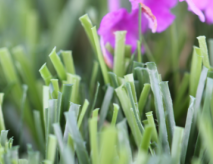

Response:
(180, 0), (205, 22)
(108, 0), (120, 12)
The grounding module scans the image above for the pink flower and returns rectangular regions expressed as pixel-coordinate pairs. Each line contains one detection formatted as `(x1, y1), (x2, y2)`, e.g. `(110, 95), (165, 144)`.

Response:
(180, 0), (213, 23)
(98, 0), (177, 68)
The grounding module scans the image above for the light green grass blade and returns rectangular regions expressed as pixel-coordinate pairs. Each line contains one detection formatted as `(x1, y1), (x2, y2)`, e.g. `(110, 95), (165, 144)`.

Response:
(0, 48), (34, 131)
(100, 127), (117, 164)
(89, 117), (98, 164)
(66, 73), (81, 104)
(39, 64), (53, 85)
(124, 74), (137, 105)
(140, 125), (153, 152)
(79, 14), (96, 53)
(137, 41), (142, 63)
(146, 111), (158, 143)
(49, 47), (66, 81)
(138, 84), (150, 118)
(78, 99), (89, 128)
(91, 26), (110, 84)
(171, 127), (184, 164)
(117, 120), (132, 163)
(125, 82), (144, 133)
(46, 135), (57, 163)
(50, 79), (59, 99)
(113, 31), (126, 77)
(111, 104), (119, 126)
(197, 36), (210, 69)
(190, 47), (203, 96)
(61, 51), (75, 74)
(116, 85), (142, 147)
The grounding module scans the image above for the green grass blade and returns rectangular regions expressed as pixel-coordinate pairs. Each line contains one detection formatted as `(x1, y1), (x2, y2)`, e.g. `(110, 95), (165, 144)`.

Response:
(61, 51), (75, 74)
(88, 82), (100, 118)
(50, 79), (59, 99)
(92, 108), (99, 118)
(66, 73), (81, 104)
(113, 31), (126, 77)
(12, 46), (42, 111)
(198, 115), (213, 163)
(171, 126), (184, 164)
(89, 61), (99, 98)
(91, 26), (110, 84)
(0, 93), (5, 131)
(100, 127), (117, 164)
(180, 96), (195, 164)
(33, 111), (45, 154)
(146, 111), (158, 143)
(140, 125), (153, 152)
(197, 36), (210, 69)
(89, 117), (98, 164)
(137, 41), (142, 63)
(190, 47), (203, 96)
(98, 86), (114, 129)
(78, 99), (89, 128)
(117, 120), (132, 163)
(147, 62), (170, 154)
(19, 85), (28, 145)
(194, 67), (208, 114)
(108, 72), (119, 88)
(208, 39), (213, 66)
(124, 74), (137, 105)
(160, 81), (176, 145)
(60, 84), (72, 126)
(138, 84), (150, 118)
(116, 85), (142, 147)
(111, 104), (119, 126)
(65, 110), (90, 164)
(49, 47), (66, 81)
(174, 73), (189, 119)
(79, 14), (96, 53)
(46, 135), (57, 163)
(43, 86), (50, 126)
(125, 82), (144, 133)
(39, 64), (53, 85)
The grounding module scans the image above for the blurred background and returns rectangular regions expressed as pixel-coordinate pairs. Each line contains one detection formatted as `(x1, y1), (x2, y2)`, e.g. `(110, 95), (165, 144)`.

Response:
(0, 0), (213, 153)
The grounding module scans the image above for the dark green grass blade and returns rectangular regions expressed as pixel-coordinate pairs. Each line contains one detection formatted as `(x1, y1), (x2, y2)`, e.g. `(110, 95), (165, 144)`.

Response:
(98, 86), (114, 129)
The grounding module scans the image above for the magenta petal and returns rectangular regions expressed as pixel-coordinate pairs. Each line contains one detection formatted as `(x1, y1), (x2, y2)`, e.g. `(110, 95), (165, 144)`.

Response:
(190, 0), (209, 10)
(148, 6), (175, 32)
(205, 1), (213, 24)
(108, 0), (120, 12)
(180, 0), (205, 22)
(98, 9), (147, 53)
